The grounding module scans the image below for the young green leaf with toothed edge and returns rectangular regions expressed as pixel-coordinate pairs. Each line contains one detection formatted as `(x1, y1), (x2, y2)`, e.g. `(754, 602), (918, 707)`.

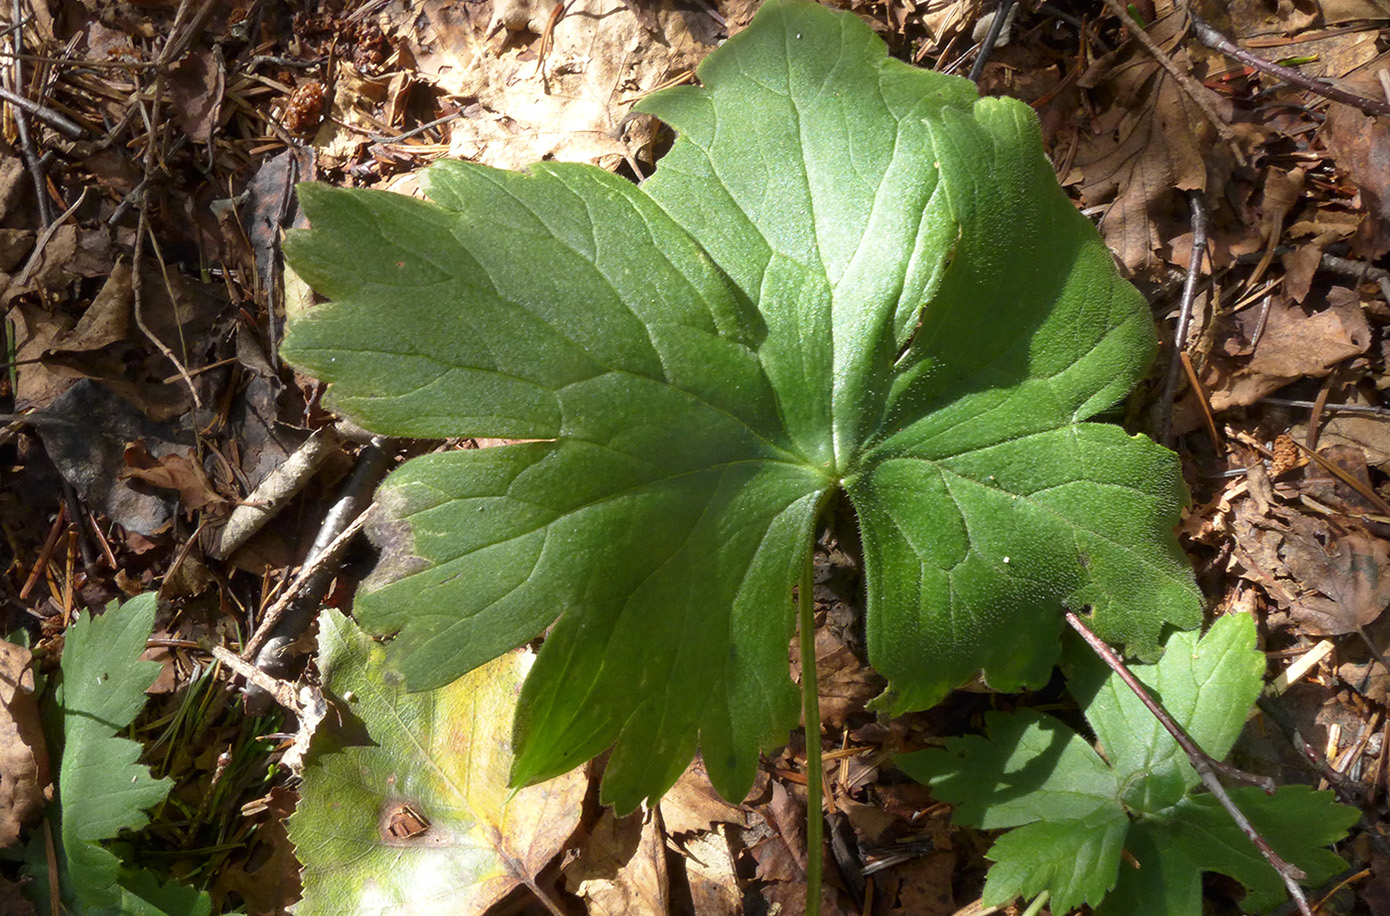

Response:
(32, 594), (213, 916)
(899, 614), (1357, 915)
(280, 0), (1201, 812)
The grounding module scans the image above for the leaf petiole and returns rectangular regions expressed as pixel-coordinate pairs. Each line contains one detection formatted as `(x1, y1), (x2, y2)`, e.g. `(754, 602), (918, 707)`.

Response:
(798, 545), (823, 916)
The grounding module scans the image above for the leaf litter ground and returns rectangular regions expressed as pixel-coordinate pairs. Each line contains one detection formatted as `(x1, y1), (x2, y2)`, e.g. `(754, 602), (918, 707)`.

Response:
(1, 0), (1389, 914)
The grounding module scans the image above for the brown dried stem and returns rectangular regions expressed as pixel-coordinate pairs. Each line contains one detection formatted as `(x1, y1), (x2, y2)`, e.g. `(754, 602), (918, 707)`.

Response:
(1187, 9), (1390, 118)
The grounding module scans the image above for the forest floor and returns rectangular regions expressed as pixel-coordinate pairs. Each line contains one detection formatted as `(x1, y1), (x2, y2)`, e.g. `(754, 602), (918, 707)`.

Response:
(2, 0), (1389, 914)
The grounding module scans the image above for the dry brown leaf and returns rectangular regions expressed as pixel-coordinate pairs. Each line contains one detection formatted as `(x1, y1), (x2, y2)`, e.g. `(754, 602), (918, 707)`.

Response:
(810, 627), (886, 730)
(659, 758), (749, 837)
(167, 50), (225, 143)
(1295, 411), (1390, 471)
(1320, 0), (1390, 22)
(1321, 62), (1390, 258)
(0, 873), (36, 916)
(679, 826), (743, 916)
(211, 787), (302, 916)
(1281, 520), (1390, 635)
(0, 639), (49, 847)
(374, 0), (720, 172)
(1203, 290), (1370, 413)
(1066, 3), (1225, 273)
(875, 847), (958, 916)
(565, 810), (670, 916)
(121, 440), (226, 512)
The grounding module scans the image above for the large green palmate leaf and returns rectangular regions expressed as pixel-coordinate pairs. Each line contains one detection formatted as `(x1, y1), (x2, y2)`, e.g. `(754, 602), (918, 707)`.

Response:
(281, 0), (1201, 811)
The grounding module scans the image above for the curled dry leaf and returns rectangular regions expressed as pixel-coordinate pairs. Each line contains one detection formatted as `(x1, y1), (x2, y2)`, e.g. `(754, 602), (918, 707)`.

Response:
(121, 440), (227, 512)
(0, 638), (49, 847)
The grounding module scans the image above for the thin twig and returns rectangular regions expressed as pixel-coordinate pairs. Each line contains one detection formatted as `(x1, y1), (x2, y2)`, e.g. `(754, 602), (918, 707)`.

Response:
(1188, 9), (1390, 117)
(7, 0), (51, 226)
(1097, 0), (1246, 166)
(0, 83), (82, 137)
(367, 108), (467, 144)
(1260, 397), (1390, 418)
(1162, 192), (1207, 445)
(13, 188), (88, 288)
(241, 505), (372, 660)
(1065, 612), (1314, 916)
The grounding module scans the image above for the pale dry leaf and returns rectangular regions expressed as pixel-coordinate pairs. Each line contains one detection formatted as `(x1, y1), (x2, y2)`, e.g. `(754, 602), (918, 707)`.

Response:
(679, 826), (743, 916)
(0, 639), (49, 847)
(565, 810), (670, 916)
(376, 0), (720, 171)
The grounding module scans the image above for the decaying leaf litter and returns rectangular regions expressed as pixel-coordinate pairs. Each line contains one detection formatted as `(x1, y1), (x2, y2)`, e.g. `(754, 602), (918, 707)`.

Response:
(0, 0), (1388, 913)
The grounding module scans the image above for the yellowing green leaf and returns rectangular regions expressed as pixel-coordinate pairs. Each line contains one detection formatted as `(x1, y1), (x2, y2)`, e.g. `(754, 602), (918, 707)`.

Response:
(288, 609), (586, 916)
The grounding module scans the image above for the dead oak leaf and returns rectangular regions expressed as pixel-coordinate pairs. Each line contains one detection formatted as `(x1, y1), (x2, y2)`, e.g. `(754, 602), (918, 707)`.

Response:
(1066, 6), (1224, 273)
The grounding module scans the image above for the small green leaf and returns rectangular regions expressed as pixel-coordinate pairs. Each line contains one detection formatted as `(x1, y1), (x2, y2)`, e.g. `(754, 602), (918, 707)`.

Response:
(901, 614), (1356, 913)
(282, 0), (1201, 810)
(908, 710), (1118, 830)
(289, 610), (587, 916)
(50, 594), (211, 916)
(1098, 787), (1357, 916)
(981, 808), (1129, 909)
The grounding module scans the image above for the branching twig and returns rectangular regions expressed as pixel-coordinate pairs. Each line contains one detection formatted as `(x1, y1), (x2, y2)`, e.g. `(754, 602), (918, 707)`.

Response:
(1187, 9), (1390, 118)
(1065, 612), (1314, 916)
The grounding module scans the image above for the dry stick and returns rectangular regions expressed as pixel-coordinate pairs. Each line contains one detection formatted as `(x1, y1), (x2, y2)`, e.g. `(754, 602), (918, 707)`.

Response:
(1096, 0), (1246, 167)
(0, 84), (81, 137)
(242, 440), (388, 713)
(1065, 612), (1315, 916)
(1187, 10), (1390, 118)
(967, 0), (1017, 83)
(1261, 397), (1390, 418)
(1161, 192), (1208, 446)
(8, 0), (51, 227)
(240, 505), (371, 661)
(1319, 251), (1390, 306)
